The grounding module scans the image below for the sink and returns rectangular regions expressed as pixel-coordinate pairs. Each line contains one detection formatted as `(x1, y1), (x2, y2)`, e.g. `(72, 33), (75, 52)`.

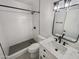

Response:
(45, 40), (79, 59)
(51, 41), (67, 55)
(46, 41), (67, 55)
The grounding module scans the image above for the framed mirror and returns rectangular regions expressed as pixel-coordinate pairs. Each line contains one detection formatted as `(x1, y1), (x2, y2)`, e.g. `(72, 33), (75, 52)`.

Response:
(52, 8), (67, 36)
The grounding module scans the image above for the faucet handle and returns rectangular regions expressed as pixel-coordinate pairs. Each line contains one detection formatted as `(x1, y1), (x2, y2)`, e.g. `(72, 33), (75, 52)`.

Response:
(61, 33), (65, 38)
(59, 38), (61, 43)
(63, 41), (69, 46)
(54, 38), (58, 42)
(63, 42), (66, 46)
(61, 30), (66, 38)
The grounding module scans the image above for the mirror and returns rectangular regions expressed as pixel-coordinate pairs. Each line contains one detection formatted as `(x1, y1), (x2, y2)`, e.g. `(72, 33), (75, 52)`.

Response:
(64, 5), (79, 40)
(53, 0), (67, 36)
(53, 0), (79, 42)
(53, 8), (67, 36)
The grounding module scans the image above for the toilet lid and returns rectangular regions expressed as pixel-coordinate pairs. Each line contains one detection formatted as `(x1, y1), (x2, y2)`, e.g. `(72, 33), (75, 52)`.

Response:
(28, 43), (40, 52)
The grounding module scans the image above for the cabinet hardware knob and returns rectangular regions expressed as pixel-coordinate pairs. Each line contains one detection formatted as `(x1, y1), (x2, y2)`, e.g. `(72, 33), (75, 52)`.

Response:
(43, 49), (46, 52)
(43, 55), (45, 57)
(63, 42), (66, 46)
(33, 27), (36, 29)
(55, 38), (58, 42)
(55, 48), (58, 51)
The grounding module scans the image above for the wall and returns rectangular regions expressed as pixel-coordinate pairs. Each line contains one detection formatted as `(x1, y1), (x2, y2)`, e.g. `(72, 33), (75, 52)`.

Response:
(40, 0), (54, 38)
(32, 0), (40, 41)
(32, 0), (40, 11)
(0, 24), (9, 55)
(33, 13), (40, 41)
(0, 0), (33, 55)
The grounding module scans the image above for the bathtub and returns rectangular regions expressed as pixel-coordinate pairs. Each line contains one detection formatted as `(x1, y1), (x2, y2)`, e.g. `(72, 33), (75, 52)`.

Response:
(6, 47), (28, 59)
(5, 39), (37, 59)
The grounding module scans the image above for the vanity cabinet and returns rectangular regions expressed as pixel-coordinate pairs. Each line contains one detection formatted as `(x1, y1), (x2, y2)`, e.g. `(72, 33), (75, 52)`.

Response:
(39, 45), (57, 59)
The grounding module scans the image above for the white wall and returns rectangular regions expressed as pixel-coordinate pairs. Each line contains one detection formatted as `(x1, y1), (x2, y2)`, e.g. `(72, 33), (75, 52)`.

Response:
(32, 0), (40, 11)
(33, 13), (40, 42)
(32, 0), (40, 41)
(0, 24), (9, 55)
(40, 0), (54, 38)
(0, 0), (33, 55)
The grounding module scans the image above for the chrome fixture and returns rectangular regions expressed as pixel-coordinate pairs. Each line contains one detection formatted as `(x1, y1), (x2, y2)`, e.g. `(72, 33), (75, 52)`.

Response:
(53, 1), (59, 11)
(63, 34), (79, 43)
(58, 33), (65, 43)
(64, 0), (71, 7)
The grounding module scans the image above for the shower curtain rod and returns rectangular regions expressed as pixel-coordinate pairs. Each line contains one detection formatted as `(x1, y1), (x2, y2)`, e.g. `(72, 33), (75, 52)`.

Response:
(0, 4), (40, 14)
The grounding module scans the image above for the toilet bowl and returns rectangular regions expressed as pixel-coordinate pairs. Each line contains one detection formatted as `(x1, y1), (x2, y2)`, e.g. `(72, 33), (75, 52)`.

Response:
(28, 43), (40, 59)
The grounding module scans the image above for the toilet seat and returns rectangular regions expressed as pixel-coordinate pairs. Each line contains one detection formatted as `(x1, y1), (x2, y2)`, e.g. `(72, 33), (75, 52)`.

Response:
(28, 43), (40, 53)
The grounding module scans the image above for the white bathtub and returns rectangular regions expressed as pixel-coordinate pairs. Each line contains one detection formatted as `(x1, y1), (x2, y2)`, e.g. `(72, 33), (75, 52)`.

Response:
(6, 47), (28, 59)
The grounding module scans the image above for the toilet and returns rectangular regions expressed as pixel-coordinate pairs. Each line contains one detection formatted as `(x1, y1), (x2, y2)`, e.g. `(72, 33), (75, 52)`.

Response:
(28, 43), (40, 59)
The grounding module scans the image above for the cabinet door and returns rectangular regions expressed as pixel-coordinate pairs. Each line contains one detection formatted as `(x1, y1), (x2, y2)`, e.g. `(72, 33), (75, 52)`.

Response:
(47, 52), (57, 59)
(0, 47), (5, 59)
(45, 48), (57, 59)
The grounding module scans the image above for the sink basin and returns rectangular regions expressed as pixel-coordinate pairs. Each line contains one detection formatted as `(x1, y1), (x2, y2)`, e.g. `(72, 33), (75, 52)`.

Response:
(45, 40), (67, 55)
(45, 40), (79, 59)
(51, 41), (67, 55)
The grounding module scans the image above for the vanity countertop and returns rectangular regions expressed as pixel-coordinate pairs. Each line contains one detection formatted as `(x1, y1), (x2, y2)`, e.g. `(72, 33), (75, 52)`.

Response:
(39, 36), (79, 59)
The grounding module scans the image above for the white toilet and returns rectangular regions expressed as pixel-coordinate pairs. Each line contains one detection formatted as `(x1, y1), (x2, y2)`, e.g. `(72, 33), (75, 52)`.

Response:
(28, 43), (40, 59)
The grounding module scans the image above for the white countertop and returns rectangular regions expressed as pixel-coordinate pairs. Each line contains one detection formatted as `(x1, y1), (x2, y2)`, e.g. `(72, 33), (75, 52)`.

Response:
(39, 36), (79, 59)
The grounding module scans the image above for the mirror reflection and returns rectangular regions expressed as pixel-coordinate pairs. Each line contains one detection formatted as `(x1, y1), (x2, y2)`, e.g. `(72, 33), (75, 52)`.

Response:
(64, 5), (79, 39)
(53, 8), (67, 35)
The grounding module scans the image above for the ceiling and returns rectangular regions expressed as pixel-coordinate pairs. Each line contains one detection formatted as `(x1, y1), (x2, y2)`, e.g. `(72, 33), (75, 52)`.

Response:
(15, 0), (34, 5)
(15, 0), (59, 5)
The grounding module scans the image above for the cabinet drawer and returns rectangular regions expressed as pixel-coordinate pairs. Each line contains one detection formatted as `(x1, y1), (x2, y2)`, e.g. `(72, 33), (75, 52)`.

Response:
(40, 46), (57, 59)
(40, 46), (48, 59)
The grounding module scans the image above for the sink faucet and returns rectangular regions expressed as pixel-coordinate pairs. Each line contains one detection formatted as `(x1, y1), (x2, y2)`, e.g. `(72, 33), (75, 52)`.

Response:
(58, 33), (65, 43)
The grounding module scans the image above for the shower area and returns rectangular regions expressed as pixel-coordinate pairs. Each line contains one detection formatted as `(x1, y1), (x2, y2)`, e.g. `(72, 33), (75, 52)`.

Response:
(0, 0), (40, 59)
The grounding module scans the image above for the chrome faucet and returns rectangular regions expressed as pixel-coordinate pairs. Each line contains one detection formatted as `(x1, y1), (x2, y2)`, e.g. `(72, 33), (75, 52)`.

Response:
(58, 33), (65, 43)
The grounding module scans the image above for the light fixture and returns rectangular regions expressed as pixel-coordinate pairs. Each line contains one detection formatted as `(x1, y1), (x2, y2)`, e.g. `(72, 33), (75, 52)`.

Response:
(64, 0), (71, 7)
(53, 2), (59, 11)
